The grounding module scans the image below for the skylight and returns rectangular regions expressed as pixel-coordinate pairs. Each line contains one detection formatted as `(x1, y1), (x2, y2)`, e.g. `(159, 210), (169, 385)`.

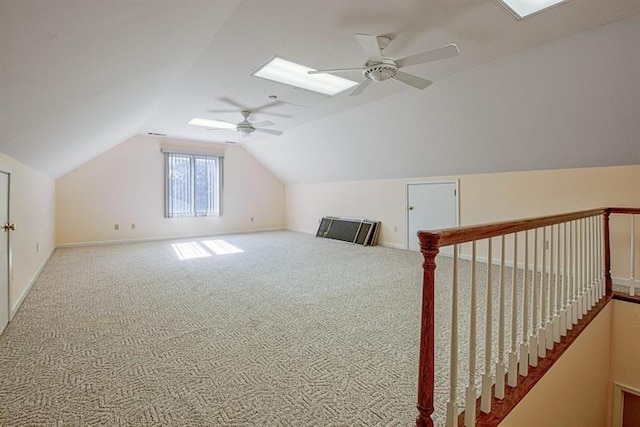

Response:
(498, 0), (567, 19)
(187, 118), (235, 129)
(251, 56), (357, 96)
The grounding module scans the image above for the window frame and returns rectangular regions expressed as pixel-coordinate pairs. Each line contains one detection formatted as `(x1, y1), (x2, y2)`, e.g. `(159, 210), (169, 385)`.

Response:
(163, 150), (223, 218)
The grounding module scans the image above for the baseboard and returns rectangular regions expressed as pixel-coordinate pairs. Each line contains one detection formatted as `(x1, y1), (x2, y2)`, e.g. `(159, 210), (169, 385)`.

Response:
(612, 276), (639, 287)
(380, 242), (406, 250)
(57, 227), (286, 248)
(11, 246), (55, 319)
(442, 251), (581, 275)
(444, 251), (520, 269)
(612, 276), (639, 294)
(440, 252), (634, 287)
(286, 227), (317, 236)
(286, 227), (406, 250)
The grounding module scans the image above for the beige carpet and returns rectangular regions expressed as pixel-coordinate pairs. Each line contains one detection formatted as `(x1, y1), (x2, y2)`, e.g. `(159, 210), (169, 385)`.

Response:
(0, 231), (516, 426)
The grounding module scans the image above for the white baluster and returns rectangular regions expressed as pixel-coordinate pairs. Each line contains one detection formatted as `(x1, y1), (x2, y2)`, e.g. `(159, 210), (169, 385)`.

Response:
(508, 233), (519, 387)
(582, 218), (588, 317)
(553, 224), (562, 342)
(630, 215), (636, 297)
(495, 236), (507, 400)
(577, 219), (584, 320)
(599, 215), (605, 298)
(465, 241), (478, 427)
(546, 225), (554, 350)
(519, 230), (529, 376)
(560, 222), (568, 337)
(584, 217), (590, 309)
(445, 244), (459, 427)
(538, 227), (547, 358)
(571, 220), (580, 325)
(529, 228), (539, 367)
(481, 239), (493, 414)
(587, 216), (596, 310)
(566, 221), (574, 331)
(590, 216), (597, 306)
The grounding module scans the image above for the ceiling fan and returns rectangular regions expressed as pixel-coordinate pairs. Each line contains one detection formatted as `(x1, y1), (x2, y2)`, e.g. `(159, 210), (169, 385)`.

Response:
(206, 110), (283, 137)
(309, 34), (460, 96)
(208, 97), (291, 118)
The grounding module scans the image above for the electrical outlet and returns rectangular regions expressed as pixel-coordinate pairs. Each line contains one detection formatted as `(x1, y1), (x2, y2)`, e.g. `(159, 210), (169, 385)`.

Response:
(36, 242), (39, 253)
(131, 223), (135, 230)
(114, 224), (119, 231)
(393, 225), (398, 233)
(250, 217), (254, 222)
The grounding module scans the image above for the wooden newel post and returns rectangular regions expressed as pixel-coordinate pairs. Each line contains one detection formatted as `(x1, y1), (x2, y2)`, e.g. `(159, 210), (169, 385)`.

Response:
(416, 232), (440, 427)
(603, 209), (612, 295)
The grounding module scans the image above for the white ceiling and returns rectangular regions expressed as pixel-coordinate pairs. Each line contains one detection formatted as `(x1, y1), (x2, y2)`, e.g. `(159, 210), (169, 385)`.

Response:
(1, 0), (639, 180)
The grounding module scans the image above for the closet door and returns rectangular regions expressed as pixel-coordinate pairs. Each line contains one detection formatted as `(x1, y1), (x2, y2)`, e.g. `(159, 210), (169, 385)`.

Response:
(407, 181), (458, 252)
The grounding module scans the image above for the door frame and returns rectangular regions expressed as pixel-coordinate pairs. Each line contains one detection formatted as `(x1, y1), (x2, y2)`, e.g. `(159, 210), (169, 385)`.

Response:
(612, 382), (640, 427)
(405, 179), (460, 250)
(0, 164), (12, 325)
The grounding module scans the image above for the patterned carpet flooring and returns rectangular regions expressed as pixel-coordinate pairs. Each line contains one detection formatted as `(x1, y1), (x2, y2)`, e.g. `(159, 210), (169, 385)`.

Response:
(0, 231), (447, 426)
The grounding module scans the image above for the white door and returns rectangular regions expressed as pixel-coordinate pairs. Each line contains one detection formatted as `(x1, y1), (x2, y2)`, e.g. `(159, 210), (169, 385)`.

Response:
(407, 181), (458, 252)
(0, 171), (9, 334)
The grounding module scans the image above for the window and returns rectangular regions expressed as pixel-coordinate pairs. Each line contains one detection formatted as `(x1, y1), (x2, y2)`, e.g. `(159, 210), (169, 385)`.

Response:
(164, 152), (222, 218)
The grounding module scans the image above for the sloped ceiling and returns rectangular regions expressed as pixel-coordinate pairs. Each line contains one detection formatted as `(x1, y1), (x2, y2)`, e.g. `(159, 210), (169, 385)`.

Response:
(1, 0), (639, 181)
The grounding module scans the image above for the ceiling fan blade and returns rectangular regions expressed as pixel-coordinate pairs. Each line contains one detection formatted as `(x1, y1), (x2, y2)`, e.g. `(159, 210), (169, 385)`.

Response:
(219, 97), (246, 110)
(308, 67), (363, 75)
(267, 95), (308, 109)
(206, 127), (234, 131)
(206, 109), (238, 114)
(355, 34), (383, 60)
(252, 111), (291, 118)
(250, 103), (292, 118)
(348, 79), (372, 96)
(395, 43), (460, 68)
(394, 71), (432, 89)
(252, 120), (274, 128)
(255, 128), (283, 136)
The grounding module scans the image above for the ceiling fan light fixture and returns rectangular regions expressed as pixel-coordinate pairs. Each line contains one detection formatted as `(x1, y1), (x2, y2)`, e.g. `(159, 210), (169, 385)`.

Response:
(363, 62), (397, 82)
(237, 125), (254, 136)
(251, 56), (357, 96)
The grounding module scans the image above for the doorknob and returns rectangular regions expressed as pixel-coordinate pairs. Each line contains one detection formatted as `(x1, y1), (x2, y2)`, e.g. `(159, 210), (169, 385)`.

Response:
(3, 223), (15, 232)
(408, 206), (414, 211)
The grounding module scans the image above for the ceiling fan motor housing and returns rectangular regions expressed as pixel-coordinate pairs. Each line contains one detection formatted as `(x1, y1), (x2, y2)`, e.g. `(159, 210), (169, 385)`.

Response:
(363, 59), (398, 82)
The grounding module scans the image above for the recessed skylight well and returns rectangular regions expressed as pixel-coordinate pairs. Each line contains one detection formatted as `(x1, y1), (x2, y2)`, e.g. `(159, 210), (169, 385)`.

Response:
(251, 56), (357, 96)
(498, 0), (567, 19)
(188, 118), (235, 129)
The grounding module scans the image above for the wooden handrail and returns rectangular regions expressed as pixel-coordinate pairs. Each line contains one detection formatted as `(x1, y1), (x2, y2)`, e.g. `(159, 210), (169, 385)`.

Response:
(418, 208), (605, 249)
(414, 207), (640, 427)
(609, 207), (640, 215)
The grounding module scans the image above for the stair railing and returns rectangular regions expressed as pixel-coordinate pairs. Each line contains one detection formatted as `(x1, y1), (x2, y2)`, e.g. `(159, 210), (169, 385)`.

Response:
(415, 208), (617, 426)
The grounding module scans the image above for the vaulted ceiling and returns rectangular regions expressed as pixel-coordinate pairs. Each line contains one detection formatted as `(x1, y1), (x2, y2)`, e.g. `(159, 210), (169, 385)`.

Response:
(1, 0), (639, 182)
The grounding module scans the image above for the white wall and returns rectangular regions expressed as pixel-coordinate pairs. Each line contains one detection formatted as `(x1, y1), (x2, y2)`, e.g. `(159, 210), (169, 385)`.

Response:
(56, 135), (285, 245)
(286, 165), (639, 257)
(0, 153), (56, 315)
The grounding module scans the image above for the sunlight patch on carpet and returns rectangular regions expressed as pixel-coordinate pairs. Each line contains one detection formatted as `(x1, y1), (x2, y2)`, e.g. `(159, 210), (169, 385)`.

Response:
(172, 242), (212, 260)
(202, 239), (244, 255)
